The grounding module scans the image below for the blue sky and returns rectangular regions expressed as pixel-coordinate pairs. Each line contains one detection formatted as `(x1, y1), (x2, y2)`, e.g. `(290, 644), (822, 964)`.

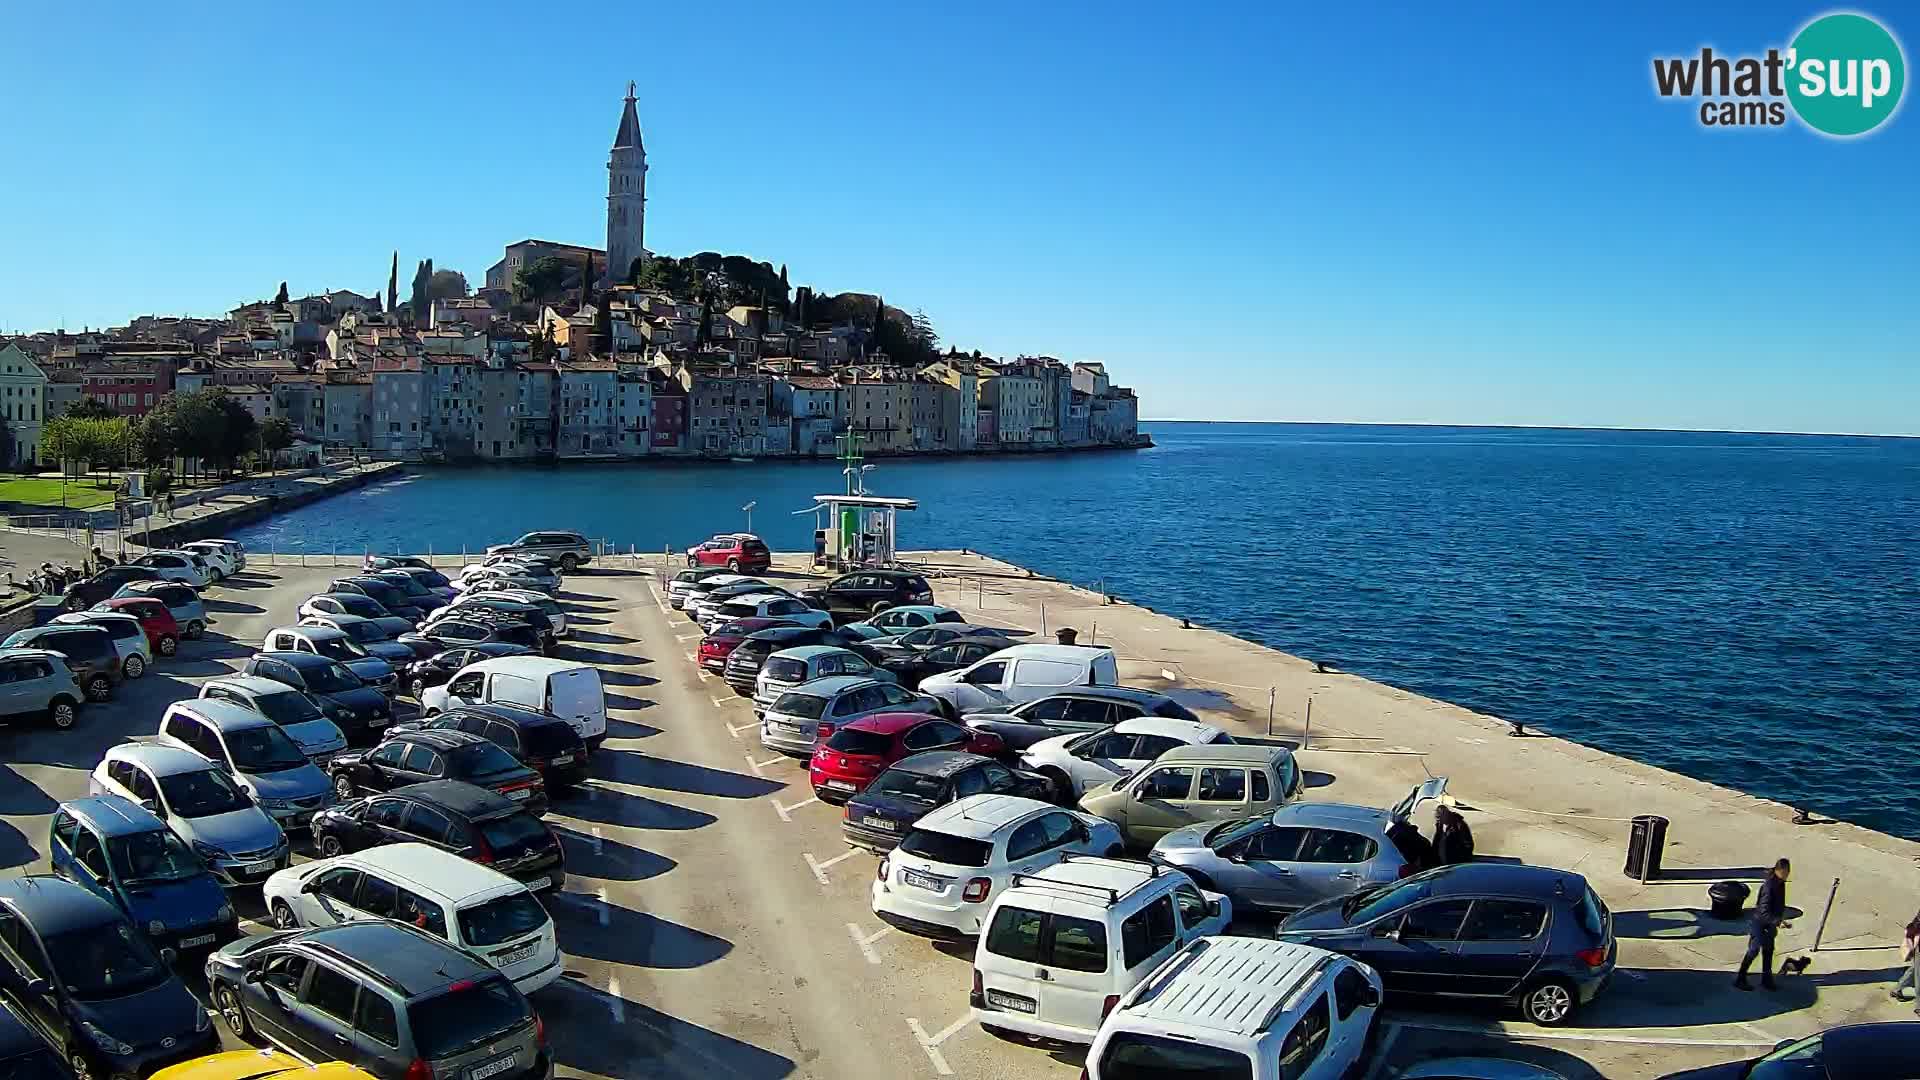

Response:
(3, 3), (1915, 433)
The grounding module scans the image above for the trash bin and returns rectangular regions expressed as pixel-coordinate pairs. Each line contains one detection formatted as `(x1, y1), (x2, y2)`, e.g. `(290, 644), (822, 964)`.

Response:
(1623, 814), (1670, 879)
(1709, 880), (1751, 920)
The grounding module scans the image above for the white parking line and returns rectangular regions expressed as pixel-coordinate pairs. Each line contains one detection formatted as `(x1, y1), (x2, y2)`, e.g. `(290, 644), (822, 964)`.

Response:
(804, 849), (856, 886)
(710, 695), (738, 708)
(774, 794), (819, 822)
(676, 632), (697, 642)
(906, 1015), (970, 1076)
(643, 583), (670, 616)
(846, 922), (890, 964)
(745, 753), (790, 776)
(728, 719), (760, 737)
(683, 651), (697, 663)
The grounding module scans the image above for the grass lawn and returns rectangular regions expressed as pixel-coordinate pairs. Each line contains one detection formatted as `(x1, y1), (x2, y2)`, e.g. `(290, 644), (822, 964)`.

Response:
(0, 476), (120, 510)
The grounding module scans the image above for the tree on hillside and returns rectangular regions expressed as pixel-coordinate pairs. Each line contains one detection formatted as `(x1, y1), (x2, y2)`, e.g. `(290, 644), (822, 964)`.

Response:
(387, 251), (399, 312)
(274, 282), (290, 310)
(515, 257), (573, 305)
(65, 397), (117, 421)
(426, 269), (469, 301)
(409, 259), (435, 319)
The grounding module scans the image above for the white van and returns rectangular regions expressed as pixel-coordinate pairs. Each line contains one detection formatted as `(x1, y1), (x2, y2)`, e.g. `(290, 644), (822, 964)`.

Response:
(970, 855), (1230, 1044)
(1087, 937), (1383, 1080)
(419, 655), (608, 749)
(260, 841), (563, 993)
(920, 644), (1120, 714)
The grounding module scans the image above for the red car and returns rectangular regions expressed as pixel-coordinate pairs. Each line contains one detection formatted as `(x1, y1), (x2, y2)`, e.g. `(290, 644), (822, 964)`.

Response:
(810, 712), (1005, 803)
(95, 596), (181, 657)
(687, 533), (772, 573)
(697, 617), (796, 672)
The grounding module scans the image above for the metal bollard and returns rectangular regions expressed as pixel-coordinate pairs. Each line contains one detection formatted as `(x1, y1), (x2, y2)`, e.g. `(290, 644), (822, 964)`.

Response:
(1809, 877), (1841, 952)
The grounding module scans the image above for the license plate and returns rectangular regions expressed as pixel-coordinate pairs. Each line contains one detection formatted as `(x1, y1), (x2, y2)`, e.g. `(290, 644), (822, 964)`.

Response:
(241, 860), (276, 876)
(529, 875), (556, 891)
(986, 990), (1036, 1014)
(550, 753), (573, 766)
(179, 933), (216, 948)
(368, 716), (389, 727)
(824, 780), (855, 791)
(506, 789), (530, 801)
(901, 869), (943, 891)
(861, 816), (898, 832)
(496, 944), (537, 966)
(469, 1054), (516, 1080)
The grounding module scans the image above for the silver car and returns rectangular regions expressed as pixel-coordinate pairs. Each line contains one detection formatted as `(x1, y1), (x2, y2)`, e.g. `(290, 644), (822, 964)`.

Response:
(759, 675), (940, 756)
(486, 529), (594, 572)
(1148, 777), (1449, 914)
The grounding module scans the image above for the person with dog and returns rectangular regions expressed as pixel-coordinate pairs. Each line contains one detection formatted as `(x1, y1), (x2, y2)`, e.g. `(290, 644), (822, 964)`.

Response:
(1892, 908), (1920, 1013)
(1734, 858), (1792, 991)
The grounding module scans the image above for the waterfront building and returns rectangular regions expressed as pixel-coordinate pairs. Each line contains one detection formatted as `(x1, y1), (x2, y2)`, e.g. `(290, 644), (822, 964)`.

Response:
(615, 365), (653, 457)
(647, 369), (687, 452)
(274, 373), (326, 443)
(1071, 361), (1109, 396)
(228, 384), (277, 423)
(0, 343), (48, 468)
(80, 361), (173, 417)
(921, 359), (979, 451)
(557, 356), (620, 457)
(843, 369), (912, 452)
(320, 371), (373, 447)
(978, 367), (1045, 447)
(684, 367), (773, 456)
(371, 356), (427, 457)
(424, 357), (478, 457)
(909, 374), (944, 451)
(774, 373), (842, 456)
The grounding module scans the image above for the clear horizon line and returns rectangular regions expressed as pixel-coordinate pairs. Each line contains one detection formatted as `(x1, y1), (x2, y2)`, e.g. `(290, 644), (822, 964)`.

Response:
(1140, 418), (1919, 440)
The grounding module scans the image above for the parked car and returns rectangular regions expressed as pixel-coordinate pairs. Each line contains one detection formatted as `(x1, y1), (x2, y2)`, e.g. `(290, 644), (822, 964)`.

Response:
(1149, 778), (1451, 914)
(60, 565), (163, 612)
(802, 570), (935, 622)
(132, 551), (210, 588)
(1656, 1022), (1920, 1080)
(969, 856), (1230, 1044)
(721, 625), (887, 694)
(50, 611), (152, 680)
(701, 593), (829, 635)
(327, 730), (547, 815)
(845, 605), (966, 637)
(204, 920), (551, 1080)
(1275, 862), (1617, 1026)
(1080, 744), (1306, 848)
(760, 675), (941, 757)
(919, 643), (1120, 714)
(688, 581), (793, 629)
(154, 1050), (375, 1080)
(180, 541), (241, 579)
(295, 614), (422, 663)
(696, 618), (798, 673)
(111, 581), (209, 641)
(1023, 717), (1233, 801)
(308, 780), (565, 892)
(366, 571), (447, 614)
(871, 794), (1123, 938)
(842, 751), (1052, 853)
(453, 590), (566, 638)
(88, 744), (290, 889)
(155, 700), (336, 831)
(486, 530), (593, 572)
(48, 797), (235, 954)
(754, 646), (897, 711)
(964, 686), (1204, 752)
(260, 843), (562, 993)
(239, 653), (392, 744)
(667, 568), (744, 609)
(297, 591), (410, 628)
(197, 675), (348, 763)
(363, 555), (435, 573)
(387, 566), (457, 601)
(419, 656), (607, 749)
(1, 625), (120, 702)
(0, 875), (217, 1080)
(878, 635), (1015, 692)
(1086, 936), (1382, 1080)
(453, 564), (556, 597)
(0, 648), (85, 730)
(863, 623), (1016, 662)
(401, 643), (535, 700)
(0, 1002), (73, 1080)
(397, 704), (588, 790)
(92, 596), (181, 658)
(685, 533), (771, 572)
(330, 577), (434, 622)
(427, 601), (553, 652)
(262, 627), (398, 693)
(810, 713), (1002, 803)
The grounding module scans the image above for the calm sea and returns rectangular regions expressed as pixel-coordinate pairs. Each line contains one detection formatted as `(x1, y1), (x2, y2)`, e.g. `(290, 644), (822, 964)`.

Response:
(236, 423), (1920, 837)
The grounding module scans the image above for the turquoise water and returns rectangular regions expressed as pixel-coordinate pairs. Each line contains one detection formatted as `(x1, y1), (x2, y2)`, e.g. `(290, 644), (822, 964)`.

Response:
(236, 423), (1920, 836)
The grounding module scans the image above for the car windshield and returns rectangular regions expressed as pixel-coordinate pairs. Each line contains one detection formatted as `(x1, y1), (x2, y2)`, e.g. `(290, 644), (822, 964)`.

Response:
(251, 689), (323, 726)
(415, 570), (451, 589)
(866, 769), (946, 804)
(898, 828), (991, 867)
(1748, 1034), (1824, 1079)
(825, 728), (893, 756)
(309, 635), (367, 661)
(456, 893), (550, 948)
(307, 662), (363, 693)
(158, 768), (251, 817)
(771, 693), (827, 719)
(1098, 1033), (1253, 1080)
(1207, 814), (1272, 850)
(478, 813), (553, 860)
(106, 829), (203, 885)
(407, 978), (531, 1059)
(764, 658), (809, 683)
(340, 595), (385, 617)
(44, 923), (169, 1000)
(450, 742), (523, 777)
(339, 621), (390, 643)
(384, 576), (429, 596)
(226, 725), (311, 772)
(1342, 876), (1426, 923)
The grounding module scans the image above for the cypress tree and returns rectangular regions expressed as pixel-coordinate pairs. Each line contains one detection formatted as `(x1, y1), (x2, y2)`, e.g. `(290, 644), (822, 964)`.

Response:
(387, 251), (398, 313)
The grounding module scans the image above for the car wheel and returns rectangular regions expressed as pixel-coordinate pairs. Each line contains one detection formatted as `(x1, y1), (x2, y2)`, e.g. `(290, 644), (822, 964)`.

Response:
(186, 620), (205, 640)
(123, 654), (146, 679)
(410, 677), (428, 699)
(319, 834), (344, 857)
(46, 698), (78, 730)
(85, 676), (111, 702)
(1519, 978), (1577, 1025)
(333, 774), (357, 800)
(271, 899), (299, 930)
(871, 601), (890, 615)
(215, 984), (252, 1039)
(157, 634), (177, 657)
(560, 554), (579, 573)
(63, 596), (85, 613)
(686, 555), (698, 567)
(726, 558), (740, 571)
(67, 1051), (98, 1080)
(1040, 768), (1073, 803)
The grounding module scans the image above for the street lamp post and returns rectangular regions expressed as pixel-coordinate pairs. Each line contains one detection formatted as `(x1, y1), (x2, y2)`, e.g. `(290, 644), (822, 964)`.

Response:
(742, 500), (756, 534)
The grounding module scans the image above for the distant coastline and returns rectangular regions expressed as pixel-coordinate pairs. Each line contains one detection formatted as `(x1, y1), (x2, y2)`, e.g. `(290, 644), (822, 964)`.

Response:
(1141, 418), (1918, 439)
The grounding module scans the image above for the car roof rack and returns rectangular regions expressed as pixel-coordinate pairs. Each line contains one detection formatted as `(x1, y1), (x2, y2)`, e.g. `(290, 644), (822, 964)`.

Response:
(1007, 853), (1168, 905)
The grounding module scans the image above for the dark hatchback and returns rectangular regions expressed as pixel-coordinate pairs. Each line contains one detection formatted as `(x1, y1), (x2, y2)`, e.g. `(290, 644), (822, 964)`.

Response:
(397, 704), (588, 790)
(1658, 1022), (1920, 1079)
(802, 570), (935, 623)
(433, 601), (555, 651)
(309, 781), (565, 891)
(1, 626), (120, 703)
(402, 642), (535, 700)
(879, 635), (1012, 692)
(1277, 862), (1617, 1026)
(59, 567), (162, 613)
(332, 577), (435, 622)
(840, 751), (1050, 853)
(241, 652), (390, 744)
(0, 876), (215, 1080)
(722, 625), (887, 694)
(698, 617), (800, 673)
(327, 730), (548, 815)
(0, 998), (75, 1080)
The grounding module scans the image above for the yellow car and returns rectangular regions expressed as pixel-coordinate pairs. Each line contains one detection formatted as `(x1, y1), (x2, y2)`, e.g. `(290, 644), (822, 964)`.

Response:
(153, 1050), (378, 1080)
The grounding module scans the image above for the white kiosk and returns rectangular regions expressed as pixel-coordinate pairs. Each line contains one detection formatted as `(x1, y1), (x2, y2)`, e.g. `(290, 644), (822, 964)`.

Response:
(805, 493), (917, 569)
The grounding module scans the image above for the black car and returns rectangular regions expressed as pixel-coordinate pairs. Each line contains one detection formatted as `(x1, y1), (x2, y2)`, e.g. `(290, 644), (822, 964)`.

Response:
(2, 626), (121, 702)
(721, 625), (888, 694)
(416, 610), (547, 655)
(0, 999), (75, 1080)
(398, 704), (588, 790)
(841, 751), (1050, 853)
(241, 651), (391, 743)
(880, 635), (1012, 692)
(368, 571), (447, 613)
(803, 570), (936, 623)
(328, 730), (547, 815)
(434, 600), (555, 649)
(309, 780), (565, 891)
(402, 642), (535, 700)
(58, 566), (162, 613)
(864, 623), (1015, 662)
(364, 555), (435, 572)
(331, 577), (434, 621)
(1277, 862), (1618, 1026)
(0, 875), (216, 1080)
(1658, 1022), (1920, 1079)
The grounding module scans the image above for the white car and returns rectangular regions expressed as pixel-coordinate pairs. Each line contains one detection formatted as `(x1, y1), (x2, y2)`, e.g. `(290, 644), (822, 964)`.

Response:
(688, 582), (787, 627)
(1021, 717), (1232, 799)
(88, 743), (290, 888)
(873, 794), (1123, 938)
(298, 594), (417, 638)
(669, 571), (749, 610)
(181, 541), (239, 581)
(698, 592), (829, 634)
(261, 842), (563, 993)
(132, 550), (210, 588)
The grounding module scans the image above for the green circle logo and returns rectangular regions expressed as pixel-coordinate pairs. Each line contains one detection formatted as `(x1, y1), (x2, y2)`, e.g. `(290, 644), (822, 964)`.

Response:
(1787, 13), (1906, 136)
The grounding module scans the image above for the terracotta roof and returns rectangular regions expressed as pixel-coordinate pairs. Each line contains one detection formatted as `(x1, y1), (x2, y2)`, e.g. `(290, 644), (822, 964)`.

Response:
(786, 375), (839, 391)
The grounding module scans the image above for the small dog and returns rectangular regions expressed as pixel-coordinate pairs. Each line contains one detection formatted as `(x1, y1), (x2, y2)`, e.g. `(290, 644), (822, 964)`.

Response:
(1779, 956), (1813, 976)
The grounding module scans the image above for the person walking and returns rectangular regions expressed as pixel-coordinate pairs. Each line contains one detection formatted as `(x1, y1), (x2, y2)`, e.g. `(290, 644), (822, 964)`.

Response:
(1892, 909), (1920, 1011)
(1434, 803), (1476, 865)
(1734, 858), (1792, 991)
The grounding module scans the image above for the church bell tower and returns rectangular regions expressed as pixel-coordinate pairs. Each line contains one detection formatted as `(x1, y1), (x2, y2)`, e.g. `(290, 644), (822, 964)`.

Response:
(607, 82), (648, 286)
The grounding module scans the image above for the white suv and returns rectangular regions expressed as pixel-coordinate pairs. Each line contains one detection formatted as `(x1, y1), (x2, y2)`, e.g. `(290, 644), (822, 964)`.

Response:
(970, 856), (1231, 1044)
(1021, 717), (1231, 799)
(1088, 937), (1383, 1080)
(873, 795), (1124, 938)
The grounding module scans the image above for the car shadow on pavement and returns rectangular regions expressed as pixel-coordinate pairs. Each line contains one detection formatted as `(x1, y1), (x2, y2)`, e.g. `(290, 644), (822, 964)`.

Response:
(551, 896), (733, 970)
(593, 750), (784, 798)
(549, 825), (676, 882)
(566, 615), (610, 626)
(566, 629), (637, 646)
(1614, 906), (1804, 941)
(601, 717), (662, 740)
(0, 820), (39, 871)
(203, 598), (265, 614)
(558, 789), (718, 831)
(557, 645), (646, 667)
(598, 668), (659, 687)
(1374, 1022), (1606, 1080)
(212, 574), (277, 591)
(1304, 770), (1336, 789)
(1572, 963), (1900, 1028)
(556, 590), (614, 603)
(604, 692), (657, 713)
(535, 978), (796, 1078)
(0, 763), (60, 816)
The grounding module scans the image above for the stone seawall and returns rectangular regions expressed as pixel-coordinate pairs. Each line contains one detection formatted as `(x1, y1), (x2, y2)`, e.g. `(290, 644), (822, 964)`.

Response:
(130, 461), (404, 549)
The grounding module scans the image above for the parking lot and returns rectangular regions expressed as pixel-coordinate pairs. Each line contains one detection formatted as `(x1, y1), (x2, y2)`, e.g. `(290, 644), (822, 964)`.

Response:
(1, 554), (1904, 1079)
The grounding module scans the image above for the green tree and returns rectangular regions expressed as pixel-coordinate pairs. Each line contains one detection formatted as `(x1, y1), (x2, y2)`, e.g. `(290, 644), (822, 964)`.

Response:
(515, 257), (574, 304)
(409, 259), (434, 319)
(39, 416), (75, 473)
(426, 269), (469, 301)
(387, 251), (399, 312)
(64, 396), (117, 421)
(274, 281), (290, 310)
(258, 415), (294, 474)
(131, 413), (175, 468)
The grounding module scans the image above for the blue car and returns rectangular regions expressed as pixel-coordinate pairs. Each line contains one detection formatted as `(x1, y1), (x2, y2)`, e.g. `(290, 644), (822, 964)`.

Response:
(0, 875), (216, 1080)
(48, 797), (235, 956)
